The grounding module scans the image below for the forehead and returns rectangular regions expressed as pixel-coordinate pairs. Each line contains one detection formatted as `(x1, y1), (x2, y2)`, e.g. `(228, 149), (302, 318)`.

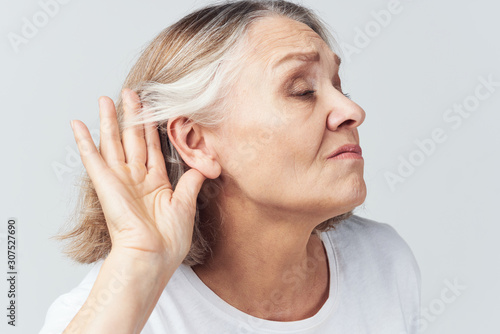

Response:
(243, 16), (335, 69)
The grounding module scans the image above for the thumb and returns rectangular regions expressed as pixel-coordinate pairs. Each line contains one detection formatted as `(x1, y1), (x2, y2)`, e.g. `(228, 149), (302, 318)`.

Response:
(172, 168), (207, 208)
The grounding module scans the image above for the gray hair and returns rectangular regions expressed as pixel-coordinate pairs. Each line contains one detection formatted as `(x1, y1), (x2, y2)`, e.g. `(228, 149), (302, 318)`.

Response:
(56, 0), (352, 267)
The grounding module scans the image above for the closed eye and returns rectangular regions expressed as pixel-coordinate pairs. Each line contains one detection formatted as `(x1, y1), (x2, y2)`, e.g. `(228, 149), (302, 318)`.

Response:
(295, 91), (351, 99)
(297, 90), (316, 96)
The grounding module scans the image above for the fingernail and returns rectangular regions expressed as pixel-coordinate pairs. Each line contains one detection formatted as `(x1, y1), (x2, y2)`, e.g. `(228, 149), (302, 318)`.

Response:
(122, 89), (129, 100)
(70, 120), (74, 130)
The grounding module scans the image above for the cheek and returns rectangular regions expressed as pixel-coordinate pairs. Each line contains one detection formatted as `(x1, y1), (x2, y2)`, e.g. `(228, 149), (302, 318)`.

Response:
(221, 125), (285, 179)
(217, 125), (297, 203)
(221, 107), (292, 175)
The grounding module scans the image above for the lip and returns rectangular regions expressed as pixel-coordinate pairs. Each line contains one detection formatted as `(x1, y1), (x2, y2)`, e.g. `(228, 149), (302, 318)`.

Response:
(327, 144), (363, 159)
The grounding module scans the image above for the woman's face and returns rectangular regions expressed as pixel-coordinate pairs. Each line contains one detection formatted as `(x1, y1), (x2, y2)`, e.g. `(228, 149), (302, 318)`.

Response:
(214, 16), (366, 221)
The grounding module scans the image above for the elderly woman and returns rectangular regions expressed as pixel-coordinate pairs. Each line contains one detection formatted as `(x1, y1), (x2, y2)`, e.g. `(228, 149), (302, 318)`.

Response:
(40, 1), (420, 333)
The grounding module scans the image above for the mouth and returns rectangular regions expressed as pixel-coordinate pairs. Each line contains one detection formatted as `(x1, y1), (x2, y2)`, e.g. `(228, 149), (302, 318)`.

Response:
(327, 144), (363, 160)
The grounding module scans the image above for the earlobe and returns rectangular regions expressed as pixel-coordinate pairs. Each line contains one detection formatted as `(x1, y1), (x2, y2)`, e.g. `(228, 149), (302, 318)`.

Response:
(198, 155), (222, 179)
(167, 117), (222, 179)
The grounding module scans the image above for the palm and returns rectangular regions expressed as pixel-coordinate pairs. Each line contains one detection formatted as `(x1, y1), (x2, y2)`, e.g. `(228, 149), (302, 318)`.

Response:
(71, 89), (206, 265)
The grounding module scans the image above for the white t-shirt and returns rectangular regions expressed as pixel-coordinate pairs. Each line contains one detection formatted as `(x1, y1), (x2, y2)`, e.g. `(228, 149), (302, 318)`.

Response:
(39, 215), (421, 334)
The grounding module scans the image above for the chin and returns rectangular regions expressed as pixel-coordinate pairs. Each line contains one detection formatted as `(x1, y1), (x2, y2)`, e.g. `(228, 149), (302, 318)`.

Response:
(349, 176), (367, 207)
(325, 177), (367, 217)
(299, 173), (367, 218)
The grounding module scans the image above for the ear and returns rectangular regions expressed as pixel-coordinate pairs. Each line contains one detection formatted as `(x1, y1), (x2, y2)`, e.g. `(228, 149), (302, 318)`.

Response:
(166, 117), (222, 179)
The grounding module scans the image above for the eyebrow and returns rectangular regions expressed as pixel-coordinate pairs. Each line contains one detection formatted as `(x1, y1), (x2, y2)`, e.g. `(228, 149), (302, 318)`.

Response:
(272, 51), (342, 70)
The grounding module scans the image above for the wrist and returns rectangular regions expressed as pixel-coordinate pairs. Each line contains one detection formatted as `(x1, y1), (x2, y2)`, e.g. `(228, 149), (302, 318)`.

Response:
(105, 248), (176, 288)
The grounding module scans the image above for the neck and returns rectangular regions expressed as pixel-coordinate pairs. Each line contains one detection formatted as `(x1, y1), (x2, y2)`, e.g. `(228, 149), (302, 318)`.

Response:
(192, 197), (330, 321)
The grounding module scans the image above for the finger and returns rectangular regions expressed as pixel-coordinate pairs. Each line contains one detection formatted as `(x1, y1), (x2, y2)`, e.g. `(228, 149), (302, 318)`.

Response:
(144, 119), (168, 176)
(172, 168), (206, 208)
(98, 96), (125, 166)
(71, 120), (109, 190)
(121, 88), (147, 165)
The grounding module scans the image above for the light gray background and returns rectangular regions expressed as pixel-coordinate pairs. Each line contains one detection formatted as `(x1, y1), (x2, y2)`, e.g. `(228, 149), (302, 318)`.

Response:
(1, 0), (499, 333)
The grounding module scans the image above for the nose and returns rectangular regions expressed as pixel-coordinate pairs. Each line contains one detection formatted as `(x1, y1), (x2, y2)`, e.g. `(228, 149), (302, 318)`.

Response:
(326, 92), (366, 132)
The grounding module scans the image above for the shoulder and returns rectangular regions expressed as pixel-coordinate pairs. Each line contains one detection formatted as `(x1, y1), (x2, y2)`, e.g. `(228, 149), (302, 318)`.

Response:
(333, 214), (405, 241)
(327, 214), (414, 253)
(321, 215), (421, 330)
(323, 214), (420, 279)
